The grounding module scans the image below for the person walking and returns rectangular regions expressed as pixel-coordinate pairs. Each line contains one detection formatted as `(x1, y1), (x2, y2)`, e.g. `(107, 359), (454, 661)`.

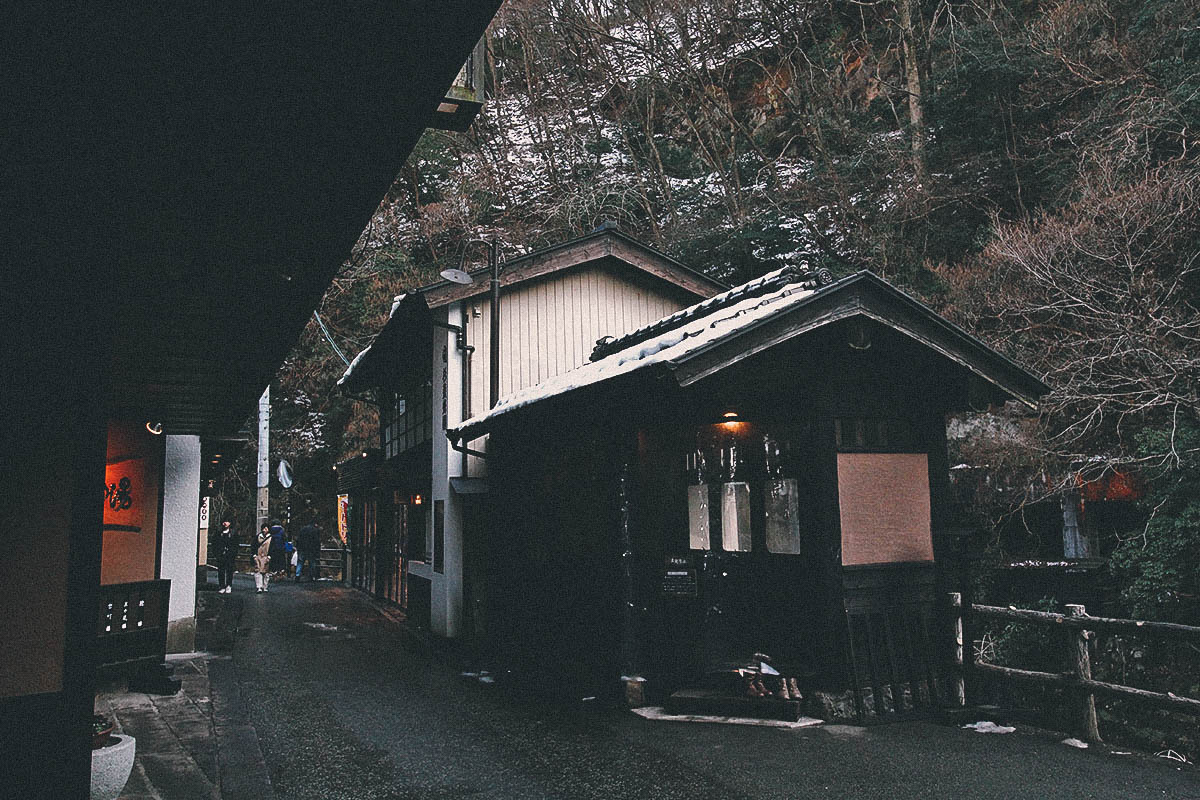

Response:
(213, 519), (239, 593)
(268, 519), (288, 579)
(295, 518), (322, 581)
(254, 523), (273, 593)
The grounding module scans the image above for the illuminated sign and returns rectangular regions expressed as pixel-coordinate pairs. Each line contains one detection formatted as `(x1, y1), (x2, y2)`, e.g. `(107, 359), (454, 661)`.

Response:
(337, 494), (350, 544)
(103, 457), (147, 533)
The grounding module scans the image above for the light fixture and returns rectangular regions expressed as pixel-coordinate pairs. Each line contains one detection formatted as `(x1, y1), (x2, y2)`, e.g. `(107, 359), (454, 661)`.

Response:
(722, 411), (739, 419)
(412, 494), (424, 505)
(145, 422), (164, 435)
(362, 451), (368, 457)
(332, 465), (337, 471)
(848, 320), (872, 351)
(439, 267), (473, 285)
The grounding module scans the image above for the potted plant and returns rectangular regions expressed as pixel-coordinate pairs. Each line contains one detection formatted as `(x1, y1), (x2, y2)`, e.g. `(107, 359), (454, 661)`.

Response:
(91, 713), (136, 800)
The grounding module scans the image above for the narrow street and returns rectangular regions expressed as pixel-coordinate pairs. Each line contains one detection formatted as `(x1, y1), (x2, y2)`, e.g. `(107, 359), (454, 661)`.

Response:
(169, 576), (1200, 800)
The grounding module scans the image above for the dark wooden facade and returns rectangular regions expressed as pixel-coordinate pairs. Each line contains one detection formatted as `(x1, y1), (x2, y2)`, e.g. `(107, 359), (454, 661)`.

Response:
(460, 273), (1048, 704)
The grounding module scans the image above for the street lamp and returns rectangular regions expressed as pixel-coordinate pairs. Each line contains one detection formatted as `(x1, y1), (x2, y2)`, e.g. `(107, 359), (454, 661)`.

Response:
(440, 239), (501, 409)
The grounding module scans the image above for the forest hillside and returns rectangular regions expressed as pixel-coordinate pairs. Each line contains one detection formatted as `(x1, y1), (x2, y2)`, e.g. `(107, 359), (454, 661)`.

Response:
(218, 0), (1198, 622)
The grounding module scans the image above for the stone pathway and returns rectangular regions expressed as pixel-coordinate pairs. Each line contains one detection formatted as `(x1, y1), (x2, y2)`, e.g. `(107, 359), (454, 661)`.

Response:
(96, 578), (275, 800)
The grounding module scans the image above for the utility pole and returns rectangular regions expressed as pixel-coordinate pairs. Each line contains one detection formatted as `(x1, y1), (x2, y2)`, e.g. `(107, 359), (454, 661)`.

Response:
(257, 386), (270, 531)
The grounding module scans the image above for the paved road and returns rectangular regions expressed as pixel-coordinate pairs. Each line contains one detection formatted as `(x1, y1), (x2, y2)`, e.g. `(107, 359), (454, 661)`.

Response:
(226, 577), (1199, 799)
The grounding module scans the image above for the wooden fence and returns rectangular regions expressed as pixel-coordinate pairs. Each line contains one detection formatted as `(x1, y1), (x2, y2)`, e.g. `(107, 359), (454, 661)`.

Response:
(949, 592), (1200, 742)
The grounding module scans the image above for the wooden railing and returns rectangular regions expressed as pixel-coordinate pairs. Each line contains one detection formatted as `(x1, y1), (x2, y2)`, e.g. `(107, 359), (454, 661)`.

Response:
(949, 593), (1200, 742)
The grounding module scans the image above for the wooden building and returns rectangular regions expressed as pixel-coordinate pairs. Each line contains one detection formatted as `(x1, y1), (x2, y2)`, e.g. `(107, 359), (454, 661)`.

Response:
(3, 5), (500, 794)
(448, 266), (1048, 710)
(337, 228), (725, 637)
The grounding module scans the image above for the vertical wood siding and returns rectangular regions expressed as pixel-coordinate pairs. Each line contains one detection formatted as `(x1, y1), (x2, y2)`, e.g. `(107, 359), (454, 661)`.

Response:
(462, 264), (686, 423)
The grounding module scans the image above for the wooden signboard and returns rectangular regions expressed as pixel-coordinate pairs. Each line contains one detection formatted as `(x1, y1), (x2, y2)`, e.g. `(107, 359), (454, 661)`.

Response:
(104, 456), (147, 533)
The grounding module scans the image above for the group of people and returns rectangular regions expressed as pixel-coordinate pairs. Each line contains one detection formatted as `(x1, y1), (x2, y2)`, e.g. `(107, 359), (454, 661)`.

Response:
(211, 517), (324, 593)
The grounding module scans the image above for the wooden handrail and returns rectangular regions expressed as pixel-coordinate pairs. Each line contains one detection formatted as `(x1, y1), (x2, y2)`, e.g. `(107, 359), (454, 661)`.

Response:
(950, 594), (1200, 744)
(970, 603), (1200, 639)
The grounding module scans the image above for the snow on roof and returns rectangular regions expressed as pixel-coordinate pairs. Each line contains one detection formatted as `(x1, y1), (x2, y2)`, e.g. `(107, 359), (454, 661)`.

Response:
(450, 276), (820, 437)
(589, 267), (803, 361)
(336, 293), (409, 387)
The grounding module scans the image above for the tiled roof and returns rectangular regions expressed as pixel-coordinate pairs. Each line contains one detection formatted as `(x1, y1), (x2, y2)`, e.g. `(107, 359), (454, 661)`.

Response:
(589, 265), (834, 361)
(449, 267), (837, 439)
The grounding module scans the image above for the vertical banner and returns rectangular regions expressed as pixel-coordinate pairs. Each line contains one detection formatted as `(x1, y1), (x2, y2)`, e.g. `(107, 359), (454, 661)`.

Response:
(337, 494), (350, 544)
(198, 495), (210, 530)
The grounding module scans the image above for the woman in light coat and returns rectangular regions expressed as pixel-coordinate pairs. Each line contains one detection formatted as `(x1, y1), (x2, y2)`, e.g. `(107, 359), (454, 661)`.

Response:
(254, 523), (273, 593)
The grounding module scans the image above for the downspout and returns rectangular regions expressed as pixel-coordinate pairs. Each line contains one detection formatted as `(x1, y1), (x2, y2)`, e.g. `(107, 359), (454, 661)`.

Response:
(432, 316), (486, 466)
(489, 240), (500, 408)
(460, 300), (472, 478)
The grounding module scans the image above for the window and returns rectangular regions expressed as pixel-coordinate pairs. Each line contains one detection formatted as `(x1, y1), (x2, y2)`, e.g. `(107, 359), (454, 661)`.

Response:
(685, 424), (809, 554)
(834, 417), (915, 452)
(384, 382), (433, 459)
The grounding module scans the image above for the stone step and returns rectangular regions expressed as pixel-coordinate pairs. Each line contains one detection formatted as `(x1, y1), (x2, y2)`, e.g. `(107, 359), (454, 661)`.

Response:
(664, 689), (803, 722)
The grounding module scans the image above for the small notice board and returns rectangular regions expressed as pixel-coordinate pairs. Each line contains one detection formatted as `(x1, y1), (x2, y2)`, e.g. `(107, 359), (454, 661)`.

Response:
(661, 555), (697, 597)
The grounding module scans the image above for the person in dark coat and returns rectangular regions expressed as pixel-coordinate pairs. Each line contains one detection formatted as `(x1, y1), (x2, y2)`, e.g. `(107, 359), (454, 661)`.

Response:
(295, 519), (322, 581)
(268, 519), (288, 575)
(213, 519), (239, 593)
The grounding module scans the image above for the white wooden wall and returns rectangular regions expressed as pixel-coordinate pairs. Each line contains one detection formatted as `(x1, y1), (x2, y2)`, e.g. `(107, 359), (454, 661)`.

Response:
(457, 265), (688, 470)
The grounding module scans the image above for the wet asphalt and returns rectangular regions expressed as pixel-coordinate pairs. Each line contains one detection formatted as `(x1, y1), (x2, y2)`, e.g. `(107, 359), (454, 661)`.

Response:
(226, 575), (1199, 799)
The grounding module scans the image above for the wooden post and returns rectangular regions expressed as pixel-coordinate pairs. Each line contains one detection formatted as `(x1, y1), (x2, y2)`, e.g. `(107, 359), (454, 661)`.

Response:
(1067, 604), (1101, 743)
(949, 592), (966, 706)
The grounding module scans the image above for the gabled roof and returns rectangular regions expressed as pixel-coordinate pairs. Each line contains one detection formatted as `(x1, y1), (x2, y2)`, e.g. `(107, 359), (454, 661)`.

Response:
(338, 229), (726, 394)
(448, 271), (1050, 441)
(419, 228), (725, 308)
(337, 292), (432, 394)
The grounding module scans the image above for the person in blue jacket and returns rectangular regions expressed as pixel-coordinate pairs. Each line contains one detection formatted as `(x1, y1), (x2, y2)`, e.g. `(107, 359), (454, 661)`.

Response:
(268, 519), (288, 576)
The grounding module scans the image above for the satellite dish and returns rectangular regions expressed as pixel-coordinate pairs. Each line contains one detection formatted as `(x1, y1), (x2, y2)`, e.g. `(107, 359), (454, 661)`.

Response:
(439, 268), (474, 285)
(277, 460), (293, 489)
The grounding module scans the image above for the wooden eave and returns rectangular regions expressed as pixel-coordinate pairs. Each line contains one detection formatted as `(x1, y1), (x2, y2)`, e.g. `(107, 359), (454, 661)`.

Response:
(450, 271), (1049, 442)
(418, 229), (725, 309)
(667, 272), (1050, 408)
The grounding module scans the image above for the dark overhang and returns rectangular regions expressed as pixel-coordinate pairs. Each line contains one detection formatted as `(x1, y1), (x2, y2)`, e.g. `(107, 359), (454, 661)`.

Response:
(11, 3), (502, 436)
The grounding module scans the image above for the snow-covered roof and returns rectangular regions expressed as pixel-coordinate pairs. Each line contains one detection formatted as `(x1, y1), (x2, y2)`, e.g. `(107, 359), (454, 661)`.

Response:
(450, 275), (822, 438)
(449, 269), (1051, 440)
(336, 293), (412, 388)
(589, 265), (830, 361)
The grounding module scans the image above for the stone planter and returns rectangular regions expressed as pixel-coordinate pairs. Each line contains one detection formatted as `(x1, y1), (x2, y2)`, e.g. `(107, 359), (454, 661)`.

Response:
(91, 733), (136, 800)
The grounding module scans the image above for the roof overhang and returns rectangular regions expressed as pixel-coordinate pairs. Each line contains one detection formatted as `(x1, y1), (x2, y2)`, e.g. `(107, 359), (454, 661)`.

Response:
(338, 293), (434, 395)
(13, 3), (502, 436)
(419, 229), (725, 309)
(669, 272), (1050, 406)
(450, 271), (1049, 442)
